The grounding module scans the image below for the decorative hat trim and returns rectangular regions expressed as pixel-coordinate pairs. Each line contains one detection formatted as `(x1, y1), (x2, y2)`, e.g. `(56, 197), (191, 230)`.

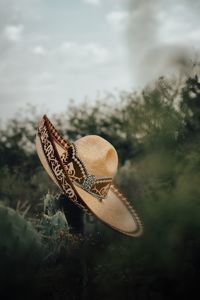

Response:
(60, 143), (112, 200)
(36, 115), (144, 237)
(38, 118), (88, 212)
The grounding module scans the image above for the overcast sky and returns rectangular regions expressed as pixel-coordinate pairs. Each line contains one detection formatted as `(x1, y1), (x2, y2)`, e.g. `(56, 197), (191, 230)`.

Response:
(0, 0), (199, 121)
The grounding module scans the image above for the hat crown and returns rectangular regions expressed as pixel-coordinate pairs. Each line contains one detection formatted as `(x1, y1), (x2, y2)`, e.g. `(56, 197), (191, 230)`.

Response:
(74, 135), (118, 178)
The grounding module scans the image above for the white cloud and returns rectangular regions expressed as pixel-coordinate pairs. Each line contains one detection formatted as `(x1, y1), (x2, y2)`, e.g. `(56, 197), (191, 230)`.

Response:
(32, 45), (46, 55)
(4, 24), (24, 42)
(83, 43), (110, 64)
(60, 41), (110, 66)
(0, 0), (132, 122)
(83, 0), (101, 6)
(61, 41), (74, 50)
(106, 11), (129, 31)
(189, 29), (200, 43)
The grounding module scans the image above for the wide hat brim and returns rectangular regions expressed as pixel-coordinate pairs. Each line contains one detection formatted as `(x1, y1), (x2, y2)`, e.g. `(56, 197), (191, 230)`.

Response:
(36, 115), (143, 237)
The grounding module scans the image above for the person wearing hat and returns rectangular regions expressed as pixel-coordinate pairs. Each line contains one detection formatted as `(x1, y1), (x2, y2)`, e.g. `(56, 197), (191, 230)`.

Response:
(36, 115), (143, 237)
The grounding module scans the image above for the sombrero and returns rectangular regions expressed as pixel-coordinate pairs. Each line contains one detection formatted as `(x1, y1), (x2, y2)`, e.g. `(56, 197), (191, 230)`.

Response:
(35, 115), (143, 237)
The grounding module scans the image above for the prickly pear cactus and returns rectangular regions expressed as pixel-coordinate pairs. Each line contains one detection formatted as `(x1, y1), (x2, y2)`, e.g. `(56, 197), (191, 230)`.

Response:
(41, 210), (69, 239)
(39, 193), (69, 258)
(43, 192), (61, 216)
(0, 203), (43, 287)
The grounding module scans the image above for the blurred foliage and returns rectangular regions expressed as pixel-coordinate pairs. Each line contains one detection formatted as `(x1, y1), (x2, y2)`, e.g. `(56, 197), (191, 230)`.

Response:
(0, 72), (200, 299)
(0, 203), (43, 297)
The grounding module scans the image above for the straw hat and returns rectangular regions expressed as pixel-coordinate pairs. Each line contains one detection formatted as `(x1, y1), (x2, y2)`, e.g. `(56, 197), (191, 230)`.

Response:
(36, 115), (143, 237)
